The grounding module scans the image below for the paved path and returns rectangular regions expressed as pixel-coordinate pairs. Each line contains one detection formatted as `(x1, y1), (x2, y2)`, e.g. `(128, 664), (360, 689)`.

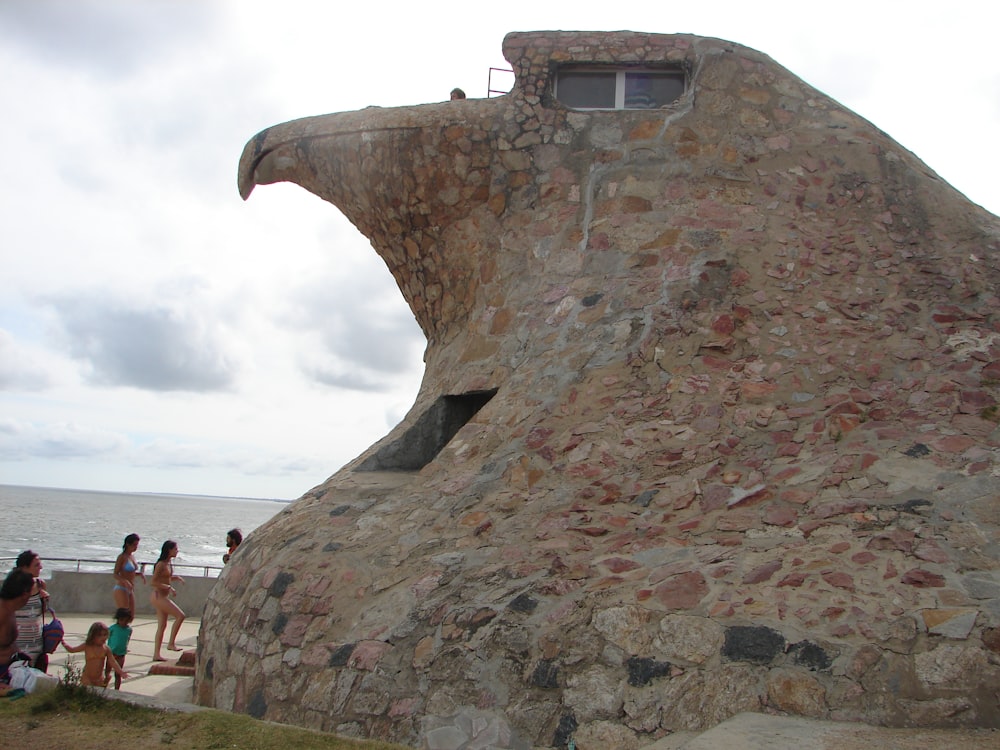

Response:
(48, 611), (198, 704)
(647, 713), (999, 750)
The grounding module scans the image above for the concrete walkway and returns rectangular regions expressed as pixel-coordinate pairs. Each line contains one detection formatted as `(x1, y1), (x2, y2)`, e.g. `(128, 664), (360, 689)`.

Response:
(47, 611), (199, 705)
(648, 712), (1000, 750)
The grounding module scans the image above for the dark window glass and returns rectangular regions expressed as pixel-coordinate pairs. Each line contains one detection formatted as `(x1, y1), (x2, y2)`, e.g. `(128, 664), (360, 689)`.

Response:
(556, 71), (616, 109)
(624, 71), (685, 109)
(557, 67), (686, 110)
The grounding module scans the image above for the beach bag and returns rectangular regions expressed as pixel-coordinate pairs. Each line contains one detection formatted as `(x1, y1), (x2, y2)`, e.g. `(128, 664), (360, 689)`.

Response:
(42, 607), (64, 654)
(7, 660), (59, 694)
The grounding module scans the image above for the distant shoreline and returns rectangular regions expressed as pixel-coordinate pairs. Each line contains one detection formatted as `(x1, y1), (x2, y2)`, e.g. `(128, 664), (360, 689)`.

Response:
(0, 482), (292, 504)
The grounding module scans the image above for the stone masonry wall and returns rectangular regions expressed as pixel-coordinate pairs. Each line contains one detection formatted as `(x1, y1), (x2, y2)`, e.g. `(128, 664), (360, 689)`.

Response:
(203, 31), (1000, 749)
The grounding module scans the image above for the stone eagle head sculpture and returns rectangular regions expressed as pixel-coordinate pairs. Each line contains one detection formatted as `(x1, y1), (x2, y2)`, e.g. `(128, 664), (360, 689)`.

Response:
(199, 31), (1000, 748)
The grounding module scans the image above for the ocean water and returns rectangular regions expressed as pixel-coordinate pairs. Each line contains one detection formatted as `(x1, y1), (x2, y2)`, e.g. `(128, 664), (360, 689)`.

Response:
(0, 484), (288, 577)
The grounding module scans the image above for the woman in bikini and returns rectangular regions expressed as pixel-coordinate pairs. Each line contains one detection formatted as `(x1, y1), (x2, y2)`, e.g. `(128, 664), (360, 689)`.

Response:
(113, 533), (145, 617)
(150, 540), (185, 661)
(62, 621), (128, 687)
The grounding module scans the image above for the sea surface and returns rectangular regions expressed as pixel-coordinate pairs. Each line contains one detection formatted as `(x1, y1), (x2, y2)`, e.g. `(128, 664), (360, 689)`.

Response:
(0, 484), (289, 577)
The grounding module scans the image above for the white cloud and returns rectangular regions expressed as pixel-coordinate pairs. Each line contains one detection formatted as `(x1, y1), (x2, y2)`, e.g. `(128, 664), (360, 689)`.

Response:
(0, 417), (127, 460)
(284, 266), (426, 387)
(49, 291), (239, 392)
(0, 1), (220, 78)
(0, 329), (52, 391)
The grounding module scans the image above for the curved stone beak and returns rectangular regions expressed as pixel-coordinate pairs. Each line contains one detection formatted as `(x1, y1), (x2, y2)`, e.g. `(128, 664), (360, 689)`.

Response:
(237, 128), (282, 200)
(237, 110), (377, 202)
(235, 101), (500, 339)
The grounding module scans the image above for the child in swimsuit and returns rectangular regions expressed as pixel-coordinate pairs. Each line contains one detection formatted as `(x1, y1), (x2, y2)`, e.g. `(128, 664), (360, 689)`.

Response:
(62, 621), (128, 687)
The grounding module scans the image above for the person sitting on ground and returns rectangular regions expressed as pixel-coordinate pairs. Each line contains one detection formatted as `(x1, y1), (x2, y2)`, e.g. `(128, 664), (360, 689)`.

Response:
(1, 570), (35, 692)
(450, 87), (466, 100)
(63, 621), (128, 688)
(223, 528), (243, 564)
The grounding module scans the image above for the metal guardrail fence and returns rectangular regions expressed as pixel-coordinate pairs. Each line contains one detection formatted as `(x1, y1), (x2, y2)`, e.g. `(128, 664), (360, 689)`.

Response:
(1, 556), (223, 579)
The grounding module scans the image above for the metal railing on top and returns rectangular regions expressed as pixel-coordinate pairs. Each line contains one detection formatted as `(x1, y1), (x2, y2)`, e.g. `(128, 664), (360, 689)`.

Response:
(1, 556), (224, 579)
(487, 67), (514, 98)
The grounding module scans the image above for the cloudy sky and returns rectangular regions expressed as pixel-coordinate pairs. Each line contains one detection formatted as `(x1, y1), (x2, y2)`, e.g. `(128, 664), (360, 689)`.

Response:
(1, 1), (997, 500)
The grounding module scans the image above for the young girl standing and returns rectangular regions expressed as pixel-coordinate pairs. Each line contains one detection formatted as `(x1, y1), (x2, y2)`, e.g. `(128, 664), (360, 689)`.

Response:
(106, 608), (133, 689)
(150, 540), (185, 661)
(62, 621), (128, 687)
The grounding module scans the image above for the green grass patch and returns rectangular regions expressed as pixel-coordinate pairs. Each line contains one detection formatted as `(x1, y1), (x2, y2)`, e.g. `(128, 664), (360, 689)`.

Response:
(1, 684), (411, 750)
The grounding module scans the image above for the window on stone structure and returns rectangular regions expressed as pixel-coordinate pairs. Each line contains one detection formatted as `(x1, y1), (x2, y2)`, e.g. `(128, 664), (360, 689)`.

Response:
(355, 389), (497, 472)
(555, 66), (686, 110)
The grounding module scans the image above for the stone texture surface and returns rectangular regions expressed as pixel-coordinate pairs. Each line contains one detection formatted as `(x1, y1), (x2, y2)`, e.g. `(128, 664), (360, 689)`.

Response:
(199, 30), (1000, 748)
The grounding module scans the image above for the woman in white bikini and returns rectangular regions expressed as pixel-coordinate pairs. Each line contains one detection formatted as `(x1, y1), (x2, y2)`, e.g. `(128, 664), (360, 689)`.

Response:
(113, 533), (145, 617)
(150, 540), (185, 661)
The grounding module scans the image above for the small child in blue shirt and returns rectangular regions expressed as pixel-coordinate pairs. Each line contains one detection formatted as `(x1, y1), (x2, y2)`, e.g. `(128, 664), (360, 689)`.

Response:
(106, 607), (133, 689)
